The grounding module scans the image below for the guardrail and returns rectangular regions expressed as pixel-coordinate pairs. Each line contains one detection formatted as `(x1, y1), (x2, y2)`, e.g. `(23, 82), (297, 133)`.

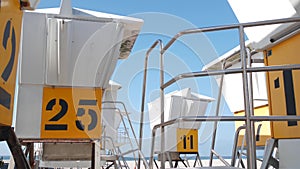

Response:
(146, 16), (300, 169)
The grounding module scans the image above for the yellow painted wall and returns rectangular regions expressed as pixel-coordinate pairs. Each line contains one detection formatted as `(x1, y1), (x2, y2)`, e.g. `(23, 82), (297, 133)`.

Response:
(234, 105), (271, 147)
(265, 32), (300, 138)
(0, 0), (23, 126)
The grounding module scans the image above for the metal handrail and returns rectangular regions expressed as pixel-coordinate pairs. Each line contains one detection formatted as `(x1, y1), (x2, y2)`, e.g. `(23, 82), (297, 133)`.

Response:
(102, 101), (139, 146)
(209, 59), (227, 166)
(102, 101), (150, 169)
(209, 47), (254, 166)
(99, 136), (123, 168)
(138, 39), (163, 169)
(231, 125), (247, 166)
(162, 17), (300, 54)
(162, 63), (300, 89)
(150, 17), (300, 169)
(211, 149), (231, 166)
(102, 107), (138, 164)
(149, 115), (300, 168)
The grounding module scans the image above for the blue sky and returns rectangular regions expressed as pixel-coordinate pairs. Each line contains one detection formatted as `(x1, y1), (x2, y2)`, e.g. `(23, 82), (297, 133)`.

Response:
(1, 0), (241, 157)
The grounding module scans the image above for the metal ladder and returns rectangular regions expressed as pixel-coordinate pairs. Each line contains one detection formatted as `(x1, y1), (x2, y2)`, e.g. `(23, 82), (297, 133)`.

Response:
(102, 101), (149, 169)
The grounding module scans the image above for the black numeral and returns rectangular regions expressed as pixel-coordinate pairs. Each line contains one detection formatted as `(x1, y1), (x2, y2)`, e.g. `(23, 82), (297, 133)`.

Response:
(76, 99), (98, 131)
(180, 133), (195, 150)
(44, 98), (98, 132)
(0, 20), (16, 110)
(44, 99), (68, 130)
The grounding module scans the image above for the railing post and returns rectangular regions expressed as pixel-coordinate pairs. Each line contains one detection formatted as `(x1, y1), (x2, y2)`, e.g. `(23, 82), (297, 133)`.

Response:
(239, 25), (257, 169)
(138, 40), (162, 169)
(209, 60), (226, 166)
(160, 45), (165, 169)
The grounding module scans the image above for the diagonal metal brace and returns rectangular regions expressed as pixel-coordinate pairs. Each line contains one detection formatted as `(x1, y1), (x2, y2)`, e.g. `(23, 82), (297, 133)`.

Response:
(0, 126), (31, 169)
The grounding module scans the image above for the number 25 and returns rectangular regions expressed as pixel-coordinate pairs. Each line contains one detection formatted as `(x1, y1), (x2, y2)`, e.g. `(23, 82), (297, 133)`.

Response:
(44, 98), (98, 131)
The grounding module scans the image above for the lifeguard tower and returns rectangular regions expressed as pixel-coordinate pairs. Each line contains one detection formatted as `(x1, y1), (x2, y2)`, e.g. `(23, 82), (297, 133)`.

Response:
(148, 88), (214, 168)
(12, 0), (144, 168)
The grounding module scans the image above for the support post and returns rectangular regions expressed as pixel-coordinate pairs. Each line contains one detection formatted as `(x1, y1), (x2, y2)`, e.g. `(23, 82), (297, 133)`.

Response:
(160, 47), (165, 169)
(239, 25), (257, 169)
(0, 126), (31, 169)
(209, 61), (226, 166)
(92, 142), (95, 169)
(139, 40), (162, 169)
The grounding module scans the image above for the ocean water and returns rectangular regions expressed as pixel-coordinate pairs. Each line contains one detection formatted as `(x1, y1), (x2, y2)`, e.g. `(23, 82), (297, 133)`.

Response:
(0, 156), (9, 161)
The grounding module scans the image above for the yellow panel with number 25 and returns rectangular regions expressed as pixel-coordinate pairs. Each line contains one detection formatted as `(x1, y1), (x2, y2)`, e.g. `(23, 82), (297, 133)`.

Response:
(0, 0), (23, 126)
(41, 87), (102, 139)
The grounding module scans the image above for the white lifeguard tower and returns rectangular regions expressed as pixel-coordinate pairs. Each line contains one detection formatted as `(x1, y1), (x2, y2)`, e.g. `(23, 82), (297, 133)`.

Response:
(13, 0), (143, 168)
(148, 88), (214, 166)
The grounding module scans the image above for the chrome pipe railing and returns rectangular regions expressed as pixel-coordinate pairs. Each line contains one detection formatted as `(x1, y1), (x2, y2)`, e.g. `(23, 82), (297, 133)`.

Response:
(149, 115), (300, 168)
(99, 136), (123, 168)
(149, 17), (300, 169)
(102, 101), (139, 146)
(102, 107), (138, 164)
(209, 60), (226, 166)
(162, 64), (300, 89)
(210, 47), (255, 166)
(162, 17), (300, 54)
(239, 25), (257, 168)
(211, 149), (231, 166)
(138, 39), (163, 169)
(159, 40), (165, 169)
(102, 101), (150, 169)
(231, 125), (247, 166)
